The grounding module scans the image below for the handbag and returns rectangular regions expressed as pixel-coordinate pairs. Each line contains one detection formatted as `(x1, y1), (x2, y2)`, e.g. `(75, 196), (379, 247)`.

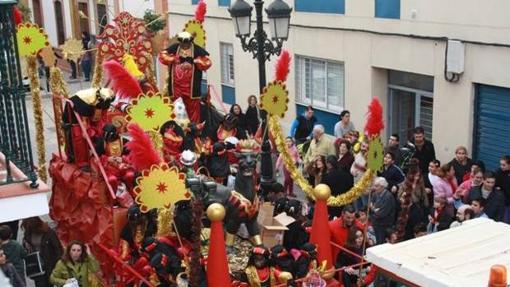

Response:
(63, 278), (79, 287)
(24, 251), (45, 278)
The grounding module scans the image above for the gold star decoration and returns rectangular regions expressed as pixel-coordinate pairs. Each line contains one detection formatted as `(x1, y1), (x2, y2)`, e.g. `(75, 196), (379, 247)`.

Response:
(60, 38), (84, 62)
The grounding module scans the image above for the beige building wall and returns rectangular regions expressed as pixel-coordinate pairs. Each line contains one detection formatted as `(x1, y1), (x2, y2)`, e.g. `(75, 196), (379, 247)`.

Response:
(166, 0), (510, 164)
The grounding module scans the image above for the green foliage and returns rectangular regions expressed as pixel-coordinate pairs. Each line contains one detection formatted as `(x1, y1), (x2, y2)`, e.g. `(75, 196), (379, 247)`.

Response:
(143, 9), (166, 34)
(17, 2), (31, 22)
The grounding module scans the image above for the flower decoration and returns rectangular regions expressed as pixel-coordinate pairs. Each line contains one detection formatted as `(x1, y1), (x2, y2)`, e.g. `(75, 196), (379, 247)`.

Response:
(184, 20), (206, 48)
(126, 92), (175, 132)
(60, 38), (84, 62)
(16, 23), (49, 57)
(98, 12), (153, 73)
(134, 164), (191, 213)
(367, 137), (384, 172)
(260, 81), (289, 118)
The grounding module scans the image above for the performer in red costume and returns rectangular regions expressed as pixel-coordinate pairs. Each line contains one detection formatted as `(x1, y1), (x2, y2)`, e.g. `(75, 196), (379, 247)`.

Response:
(242, 246), (293, 287)
(62, 88), (115, 169)
(159, 32), (211, 123)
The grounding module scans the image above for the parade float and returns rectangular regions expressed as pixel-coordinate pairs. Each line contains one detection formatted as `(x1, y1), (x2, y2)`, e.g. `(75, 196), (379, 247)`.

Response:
(11, 1), (389, 286)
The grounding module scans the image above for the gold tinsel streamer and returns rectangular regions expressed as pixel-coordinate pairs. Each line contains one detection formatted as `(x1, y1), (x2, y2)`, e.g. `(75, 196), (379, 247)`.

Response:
(91, 53), (104, 88)
(146, 52), (158, 88)
(49, 67), (69, 151)
(26, 56), (47, 182)
(156, 207), (175, 237)
(269, 115), (374, 206)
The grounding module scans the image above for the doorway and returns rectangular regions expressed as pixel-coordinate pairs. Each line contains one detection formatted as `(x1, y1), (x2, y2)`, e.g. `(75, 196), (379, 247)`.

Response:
(32, 0), (44, 27)
(54, 0), (66, 45)
(388, 85), (433, 143)
(78, 2), (90, 35)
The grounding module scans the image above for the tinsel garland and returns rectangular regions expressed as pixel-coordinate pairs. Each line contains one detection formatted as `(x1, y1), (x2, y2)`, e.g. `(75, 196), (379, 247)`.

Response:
(269, 115), (374, 206)
(156, 207), (174, 237)
(146, 53), (158, 88)
(189, 198), (204, 287)
(49, 67), (69, 151)
(26, 55), (47, 182)
(91, 53), (104, 88)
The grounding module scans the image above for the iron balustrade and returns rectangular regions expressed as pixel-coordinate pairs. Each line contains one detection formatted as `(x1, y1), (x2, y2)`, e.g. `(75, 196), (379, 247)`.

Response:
(0, 1), (38, 187)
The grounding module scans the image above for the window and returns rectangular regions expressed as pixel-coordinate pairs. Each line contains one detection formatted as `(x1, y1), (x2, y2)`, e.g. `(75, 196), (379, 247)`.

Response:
(54, 1), (66, 45)
(375, 0), (400, 19)
(97, 3), (108, 35)
(295, 0), (344, 14)
(218, 0), (231, 7)
(220, 43), (235, 86)
(220, 43), (235, 104)
(295, 55), (344, 112)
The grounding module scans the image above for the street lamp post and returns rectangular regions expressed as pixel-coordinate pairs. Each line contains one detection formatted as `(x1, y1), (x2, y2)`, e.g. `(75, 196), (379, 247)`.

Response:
(229, 0), (292, 189)
(229, 0), (292, 93)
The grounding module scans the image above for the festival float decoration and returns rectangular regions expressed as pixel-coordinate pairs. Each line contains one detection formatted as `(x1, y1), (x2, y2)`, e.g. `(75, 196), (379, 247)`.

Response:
(159, 0), (211, 123)
(126, 123), (191, 212)
(59, 38), (84, 62)
(125, 92), (175, 132)
(184, 0), (207, 48)
(96, 11), (155, 88)
(16, 22), (49, 181)
(268, 52), (382, 206)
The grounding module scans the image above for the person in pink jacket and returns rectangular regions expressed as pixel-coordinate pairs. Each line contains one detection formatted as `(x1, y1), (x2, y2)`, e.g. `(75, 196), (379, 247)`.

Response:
(276, 137), (301, 197)
(432, 164), (455, 204)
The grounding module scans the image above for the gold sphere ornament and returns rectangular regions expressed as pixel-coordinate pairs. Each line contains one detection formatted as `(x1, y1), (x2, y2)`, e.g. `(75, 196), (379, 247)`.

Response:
(207, 203), (226, 222)
(314, 184), (331, 201)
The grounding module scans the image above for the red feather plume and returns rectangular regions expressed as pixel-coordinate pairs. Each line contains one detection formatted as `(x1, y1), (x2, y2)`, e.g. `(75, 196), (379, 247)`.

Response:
(13, 7), (23, 25)
(274, 50), (291, 82)
(364, 97), (384, 137)
(103, 60), (143, 99)
(195, 0), (207, 23)
(125, 124), (162, 171)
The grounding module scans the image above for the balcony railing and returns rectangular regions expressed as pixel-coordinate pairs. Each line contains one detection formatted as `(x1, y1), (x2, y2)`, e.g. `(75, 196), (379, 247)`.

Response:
(0, 2), (38, 187)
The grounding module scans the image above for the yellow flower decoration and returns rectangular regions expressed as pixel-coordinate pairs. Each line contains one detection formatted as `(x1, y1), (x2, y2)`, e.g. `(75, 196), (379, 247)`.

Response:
(184, 20), (206, 48)
(126, 92), (175, 132)
(60, 38), (84, 62)
(134, 164), (191, 213)
(269, 115), (374, 206)
(16, 23), (49, 57)
(367, 137), (385, 172)
(260, 81), (289, 118)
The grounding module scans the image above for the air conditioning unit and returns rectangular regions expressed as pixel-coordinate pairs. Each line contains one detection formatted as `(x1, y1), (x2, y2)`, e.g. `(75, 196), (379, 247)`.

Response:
(446, 40), (465, 74)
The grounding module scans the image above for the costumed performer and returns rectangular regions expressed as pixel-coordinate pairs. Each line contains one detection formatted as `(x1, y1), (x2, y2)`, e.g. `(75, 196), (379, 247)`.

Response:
(159, 32), (211, 123)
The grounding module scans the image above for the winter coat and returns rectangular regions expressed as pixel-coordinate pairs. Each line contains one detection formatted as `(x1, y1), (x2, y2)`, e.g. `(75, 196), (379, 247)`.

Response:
(467, 186), (506, 222)
(23, 228), (63, 277)
(50, 255), (99, 287)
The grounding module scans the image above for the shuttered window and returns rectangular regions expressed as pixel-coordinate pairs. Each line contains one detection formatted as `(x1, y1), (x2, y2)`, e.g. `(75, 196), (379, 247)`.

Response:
(220, 43), (235, 86)
(295, 55), (344, 113)
(474, 84), (510, 171)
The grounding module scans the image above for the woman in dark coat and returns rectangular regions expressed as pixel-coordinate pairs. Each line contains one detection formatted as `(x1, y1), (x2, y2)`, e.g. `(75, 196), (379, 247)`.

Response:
(230, 104), (247, 134)
(322, 155), (354, 217)
(336, 139), (355, 172)
(245, 95), (262, 136)
(21, 217), (63, 287)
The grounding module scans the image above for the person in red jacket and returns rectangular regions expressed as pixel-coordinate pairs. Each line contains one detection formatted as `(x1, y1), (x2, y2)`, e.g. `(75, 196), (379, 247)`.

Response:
(328, 205), (364, 260)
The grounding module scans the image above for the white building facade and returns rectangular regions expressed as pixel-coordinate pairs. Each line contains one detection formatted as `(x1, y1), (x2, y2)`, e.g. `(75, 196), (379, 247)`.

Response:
(167, 0), (510, 170)
(23, 0), (510, 170)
